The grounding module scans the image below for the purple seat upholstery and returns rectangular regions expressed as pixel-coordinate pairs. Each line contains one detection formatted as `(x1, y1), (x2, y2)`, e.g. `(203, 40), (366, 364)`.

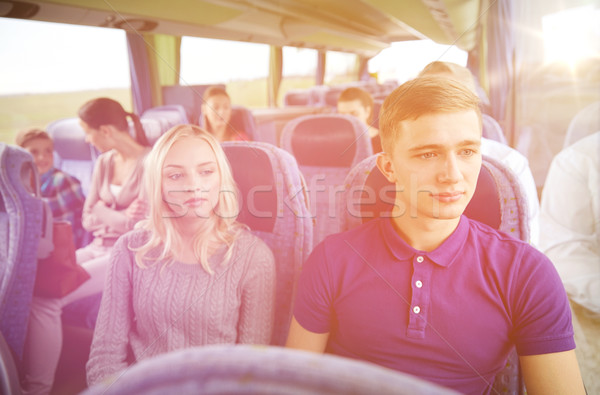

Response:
(83, 344), (460, 395)
(0, 144), (43, 361)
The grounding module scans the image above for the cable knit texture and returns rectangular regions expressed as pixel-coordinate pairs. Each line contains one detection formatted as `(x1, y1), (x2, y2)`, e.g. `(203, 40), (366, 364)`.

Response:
(86, 228), (276, 386)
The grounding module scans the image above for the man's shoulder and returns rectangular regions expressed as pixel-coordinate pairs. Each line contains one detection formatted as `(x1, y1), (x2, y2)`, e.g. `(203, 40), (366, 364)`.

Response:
(322, 218), (384, 247)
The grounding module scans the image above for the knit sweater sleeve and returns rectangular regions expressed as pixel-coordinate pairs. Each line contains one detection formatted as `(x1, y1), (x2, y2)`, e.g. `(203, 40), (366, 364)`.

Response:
(236, 235), (276, 344)
(86, 232), (136, 386)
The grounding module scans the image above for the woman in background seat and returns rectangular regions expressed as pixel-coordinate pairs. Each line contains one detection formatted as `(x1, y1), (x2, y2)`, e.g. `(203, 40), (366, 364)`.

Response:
(22, 98), (151, 395)
(201, 86), (249, 142)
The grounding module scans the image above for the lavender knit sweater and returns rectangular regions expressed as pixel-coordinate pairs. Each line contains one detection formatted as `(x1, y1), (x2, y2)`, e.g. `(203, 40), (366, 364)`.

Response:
(86, 228), (276, 386)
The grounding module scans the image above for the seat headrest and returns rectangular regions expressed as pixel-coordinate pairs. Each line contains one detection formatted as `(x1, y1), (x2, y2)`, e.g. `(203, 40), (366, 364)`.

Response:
(289, 116), (358, 167)
(46, 118), (96, 161)
(355, 161), (501, 229)
(223, 144), (277, 233)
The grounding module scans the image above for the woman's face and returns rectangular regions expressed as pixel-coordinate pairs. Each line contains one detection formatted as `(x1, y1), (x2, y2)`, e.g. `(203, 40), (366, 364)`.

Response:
(203, 94), (232, 130)
(80, 120), (111, 152)
(161, 136), (221, 220)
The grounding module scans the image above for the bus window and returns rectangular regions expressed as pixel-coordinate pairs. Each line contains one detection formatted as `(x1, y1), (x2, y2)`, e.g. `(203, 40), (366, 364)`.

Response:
(279, 46), (318, 106)
(368, 40), (467, 84)
(179, 37), (270, 108)
(0, 19), (131, 144)
(324, 51), (357, 85)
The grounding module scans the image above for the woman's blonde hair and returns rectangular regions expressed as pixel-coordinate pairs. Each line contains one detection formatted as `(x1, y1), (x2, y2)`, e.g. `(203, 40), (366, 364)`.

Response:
(133, 124), (244, 274)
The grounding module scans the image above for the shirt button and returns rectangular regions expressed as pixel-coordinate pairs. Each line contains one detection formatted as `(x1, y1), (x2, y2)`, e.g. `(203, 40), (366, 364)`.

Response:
(415, 280), (423, 288)
(413, 306), (421, 314)
(416, 256), (424, 263)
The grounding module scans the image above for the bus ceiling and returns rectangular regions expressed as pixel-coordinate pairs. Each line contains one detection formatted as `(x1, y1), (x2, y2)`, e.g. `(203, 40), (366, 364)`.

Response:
(0, 0), (483, 56)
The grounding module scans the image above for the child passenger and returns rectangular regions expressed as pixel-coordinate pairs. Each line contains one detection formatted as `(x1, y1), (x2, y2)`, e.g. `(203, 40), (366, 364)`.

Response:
(15, 128), (86, 245)
(22, 98), (150, 395)
(337, 87), (382, 153)
(86, 125), (275, 386)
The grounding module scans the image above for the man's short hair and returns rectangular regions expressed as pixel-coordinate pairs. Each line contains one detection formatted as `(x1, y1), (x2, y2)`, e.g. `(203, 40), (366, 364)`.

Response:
(379, 76), (481, 154)
(338, 87), (374, 123)
(15, 128), (52, 148)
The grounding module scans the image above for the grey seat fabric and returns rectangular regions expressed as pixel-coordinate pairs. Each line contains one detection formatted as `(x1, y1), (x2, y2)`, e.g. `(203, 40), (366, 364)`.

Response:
(0, 143), (43, 361)
(82, 344), (460, 395)
(222, 141), (313, 346)
(563, 101), (600, 148)
(280, 113), (373, 246)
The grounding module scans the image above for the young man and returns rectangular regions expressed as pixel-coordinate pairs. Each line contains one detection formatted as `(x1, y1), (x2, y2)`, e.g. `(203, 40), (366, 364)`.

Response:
(337, 87), (382, 153)
(286, 77), (584, 394)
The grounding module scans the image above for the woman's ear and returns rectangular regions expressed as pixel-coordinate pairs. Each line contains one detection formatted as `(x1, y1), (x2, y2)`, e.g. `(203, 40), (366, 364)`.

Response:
(376, 152), (397, 184)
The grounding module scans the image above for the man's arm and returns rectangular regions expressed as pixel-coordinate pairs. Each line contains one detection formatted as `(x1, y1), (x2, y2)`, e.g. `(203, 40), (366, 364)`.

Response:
(286, 316), (329, 353)
(520, 350), (585, 394)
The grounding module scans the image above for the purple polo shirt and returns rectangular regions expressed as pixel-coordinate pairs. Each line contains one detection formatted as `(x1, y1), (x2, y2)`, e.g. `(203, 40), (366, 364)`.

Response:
(293, 216), (574, 395)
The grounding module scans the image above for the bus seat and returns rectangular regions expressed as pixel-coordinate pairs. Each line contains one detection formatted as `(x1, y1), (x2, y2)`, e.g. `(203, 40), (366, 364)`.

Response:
(0, 331), (21, 395)
(563, 100), (600, 148)
(141, 104), (189, 134)
(0, 143), (43, 361)
(324, 88), (343, 108)
(283, 89), (312, 106)
(222, 141), (313, 346)
(82, 344), (459, 395)
(372, 98), (383, 130)
(338, 154), (529, 394)
(138, 118), (163, 145)
(47, 117), (98, 196)
(280, 114), (373, 246)
(482, 114), (508, 144)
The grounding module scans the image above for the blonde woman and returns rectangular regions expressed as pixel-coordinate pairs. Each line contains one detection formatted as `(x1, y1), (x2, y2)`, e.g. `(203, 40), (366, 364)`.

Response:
(86, 125), (275, 386)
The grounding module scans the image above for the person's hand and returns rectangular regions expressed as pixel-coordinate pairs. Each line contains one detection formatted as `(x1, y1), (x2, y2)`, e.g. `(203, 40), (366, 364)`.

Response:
(125, 198), (148, 222)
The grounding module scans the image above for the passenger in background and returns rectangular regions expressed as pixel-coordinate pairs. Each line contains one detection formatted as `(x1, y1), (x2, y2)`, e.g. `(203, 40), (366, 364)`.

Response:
(15, 128), (86, 246)
(22, 98), (151, 395)
(539, 131), (600, 394)
(86, 125), (275, 386)
(418, 61), (541, 246)
(201, 86), (249, 142)
(337, 87), (382, 153)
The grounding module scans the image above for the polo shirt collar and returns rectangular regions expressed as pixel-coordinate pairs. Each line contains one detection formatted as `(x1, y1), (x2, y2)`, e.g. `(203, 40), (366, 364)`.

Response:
(381, 215), (469, 268)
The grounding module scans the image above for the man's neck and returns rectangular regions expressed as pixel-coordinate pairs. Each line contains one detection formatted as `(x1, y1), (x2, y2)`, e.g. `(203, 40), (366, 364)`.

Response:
(390, 209), (460, 252)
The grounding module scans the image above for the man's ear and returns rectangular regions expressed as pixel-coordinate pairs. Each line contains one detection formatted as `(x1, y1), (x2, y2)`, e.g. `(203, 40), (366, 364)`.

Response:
(376, 152), (397, 183)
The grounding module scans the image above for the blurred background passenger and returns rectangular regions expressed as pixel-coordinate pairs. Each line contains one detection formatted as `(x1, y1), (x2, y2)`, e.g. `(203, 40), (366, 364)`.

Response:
(201, 86), (249, 142)
(15, 128), (86, 246)
(418, 61), (541, 246)
(86, 125), (275, 386)
(539, 131), (599, 394)
(337, 87), (382, 153)
(22, 98), (151, 395)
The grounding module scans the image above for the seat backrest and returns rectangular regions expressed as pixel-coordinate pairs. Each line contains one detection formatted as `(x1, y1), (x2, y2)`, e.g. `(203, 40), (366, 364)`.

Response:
(339, 154), (529, 240)
(563, 100), (600, 148)
(222, 142), (313, 346)
(141, 104), (189, 135)
(482, 114), (508, 144)
(82, 344), (460, 395)
(0, 143), (43, 360)
(46, 117), (98, 196)
(338, 154), (529, 394)
(137, 118), (163, 146)
(280, 114), (373, 246)
(283, 89), (312, 106)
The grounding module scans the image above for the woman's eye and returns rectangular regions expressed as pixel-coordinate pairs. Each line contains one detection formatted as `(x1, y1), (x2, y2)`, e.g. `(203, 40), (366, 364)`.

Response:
(168, 173), (182, 180)
(200, 169), (214, 176)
